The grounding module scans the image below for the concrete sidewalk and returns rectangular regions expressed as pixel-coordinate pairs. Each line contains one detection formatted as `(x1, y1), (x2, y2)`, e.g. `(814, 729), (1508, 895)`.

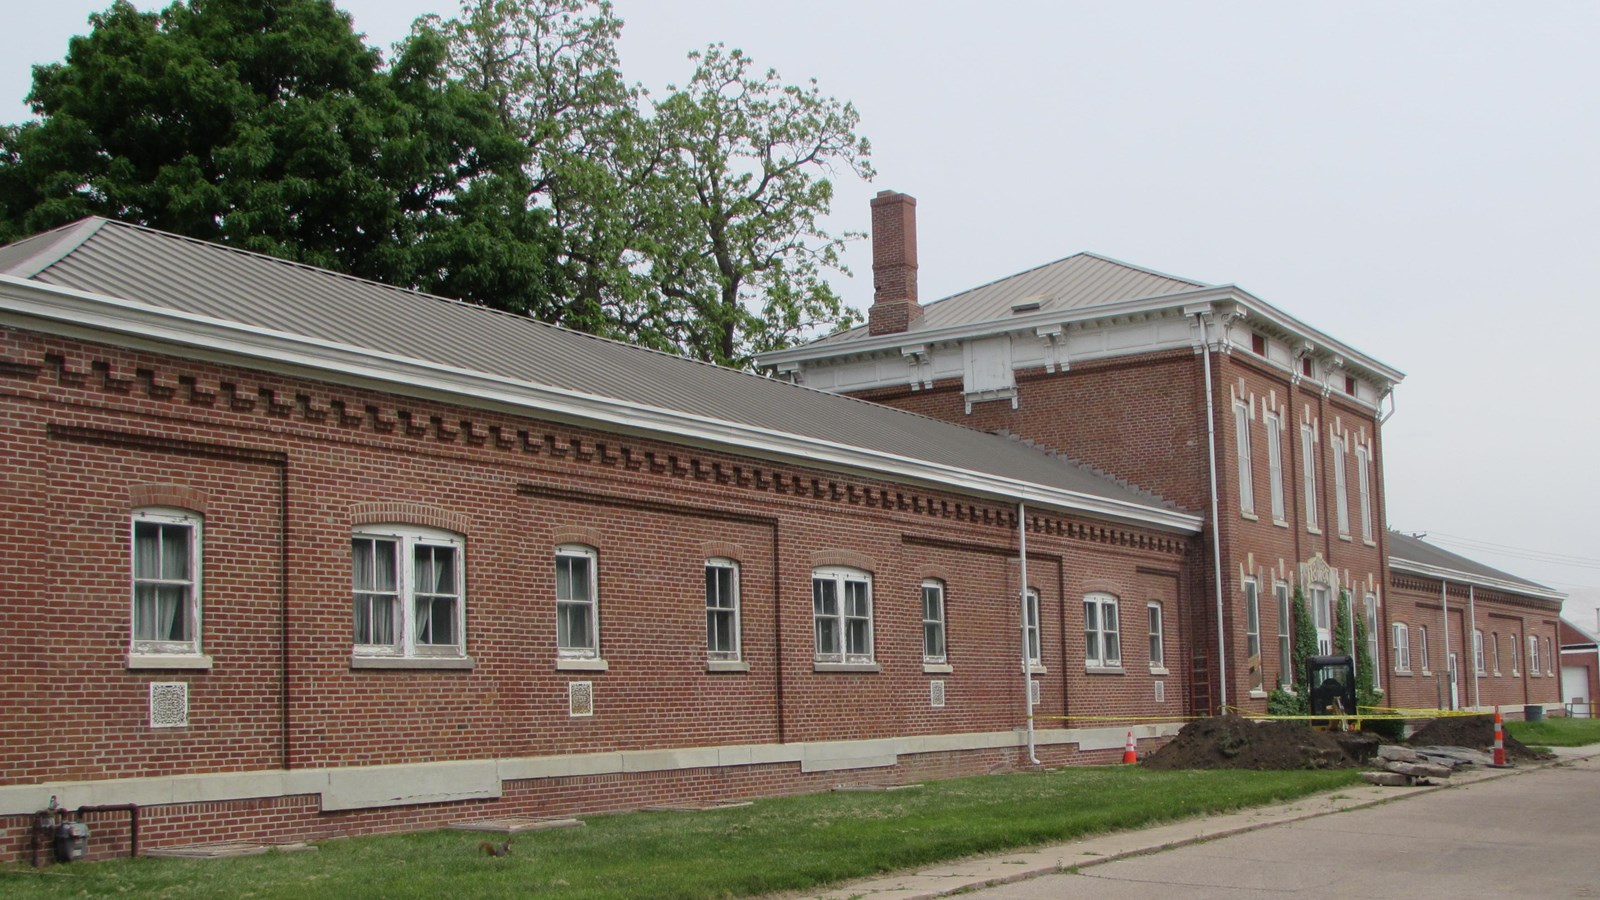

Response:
(804, 745), (1600, 900)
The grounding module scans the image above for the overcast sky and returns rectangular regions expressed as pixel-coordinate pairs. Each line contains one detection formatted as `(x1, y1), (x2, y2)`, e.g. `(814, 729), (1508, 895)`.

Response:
(4, 1), (1597, 627)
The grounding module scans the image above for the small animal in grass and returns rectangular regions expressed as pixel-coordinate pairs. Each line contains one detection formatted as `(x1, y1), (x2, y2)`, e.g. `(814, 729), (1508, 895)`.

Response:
(480, 839), (513, 858)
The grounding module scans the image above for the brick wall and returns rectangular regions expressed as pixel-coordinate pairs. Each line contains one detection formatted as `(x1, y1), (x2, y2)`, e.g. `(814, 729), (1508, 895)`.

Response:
(0, 324), (1197, 859)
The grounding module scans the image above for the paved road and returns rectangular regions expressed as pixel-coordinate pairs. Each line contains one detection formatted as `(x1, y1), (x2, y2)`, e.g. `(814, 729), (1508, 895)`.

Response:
(970, 754), (1600, 899)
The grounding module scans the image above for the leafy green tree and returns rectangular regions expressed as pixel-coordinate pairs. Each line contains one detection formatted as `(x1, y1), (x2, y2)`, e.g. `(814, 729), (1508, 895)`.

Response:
(1267, 586), (1321, 717)
(436, 1), (874, 366)
(0, 0), (561, 310)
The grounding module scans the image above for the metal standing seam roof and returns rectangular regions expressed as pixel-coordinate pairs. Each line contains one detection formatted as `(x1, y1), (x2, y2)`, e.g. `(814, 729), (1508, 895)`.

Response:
(1387, 531), (1560, 598)
(810, 252), (1210, 347)
(0, 217), (1189, 521)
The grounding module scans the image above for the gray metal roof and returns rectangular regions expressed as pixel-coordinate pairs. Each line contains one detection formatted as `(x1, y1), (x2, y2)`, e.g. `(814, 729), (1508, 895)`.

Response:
(813, 252), (1209, 346)
(0, 218), (1189, 520)
(1387, 531), (1558, 598)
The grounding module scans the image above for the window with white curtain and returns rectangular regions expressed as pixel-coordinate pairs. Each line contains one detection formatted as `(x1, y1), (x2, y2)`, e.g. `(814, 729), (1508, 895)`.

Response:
(1234, 400), (1255, 516)
(556, 545), (599, 659)
(353, 526), (466, 659)
(922, 580), (947, 664)
(1301, 424), (1319, 531)
(1332, 435), (1350, 536)
(1266, 411), (1286, 522)
(1355, 445), (1373, 541)
(132, 509), (202, 656)
(706, 559), (741, 662)
(813, 567), (873, 664)
(1084, 593), (1121, 668)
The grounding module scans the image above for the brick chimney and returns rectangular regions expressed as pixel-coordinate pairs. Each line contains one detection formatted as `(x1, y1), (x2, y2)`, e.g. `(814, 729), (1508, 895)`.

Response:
(867, 190), (923, 336)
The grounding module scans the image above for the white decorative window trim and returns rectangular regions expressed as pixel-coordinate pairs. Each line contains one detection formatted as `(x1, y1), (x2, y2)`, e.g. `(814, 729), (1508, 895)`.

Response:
(921, 579), (948, 666)
(1392, 622), (1411, 674)
(1084, 592), (1121, 669)
(131, 508), (203, 660)
(1147, 601), (1165, 669)
(705, 558), (741, 663)
(1234, 399), (1255, 516)
(812, 566), (874, 665)
(351, 525), (468, 663)
(556, 545), (600, 661)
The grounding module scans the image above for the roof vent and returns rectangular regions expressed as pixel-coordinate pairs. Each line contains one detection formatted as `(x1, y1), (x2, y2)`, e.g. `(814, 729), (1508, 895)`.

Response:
(1010, 297), (1044, 314)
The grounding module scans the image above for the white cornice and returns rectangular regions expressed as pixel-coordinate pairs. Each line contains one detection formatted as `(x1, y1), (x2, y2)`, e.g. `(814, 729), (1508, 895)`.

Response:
(1389, 556), (1565, 605)
(759, 285), (1405, 387)
(0, 275), (1202, 534)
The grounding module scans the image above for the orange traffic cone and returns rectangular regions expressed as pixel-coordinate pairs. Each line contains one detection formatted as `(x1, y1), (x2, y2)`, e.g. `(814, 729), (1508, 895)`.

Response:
(1123, 730), (1139, 764)
(1491, 707), (1508, 767)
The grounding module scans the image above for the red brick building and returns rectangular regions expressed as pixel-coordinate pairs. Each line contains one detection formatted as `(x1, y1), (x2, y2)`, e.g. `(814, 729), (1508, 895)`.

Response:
(0, 195), (1562, 860)
(1560, 618), (1600, 717)
(761, 191), (1562, 719)
(0, 217), (1200, 860)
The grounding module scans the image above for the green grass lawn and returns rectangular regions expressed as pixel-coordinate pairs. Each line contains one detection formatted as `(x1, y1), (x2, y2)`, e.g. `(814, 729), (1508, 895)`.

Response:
(1506, 716), (1600, 747)
(0, 766), (1359, 899)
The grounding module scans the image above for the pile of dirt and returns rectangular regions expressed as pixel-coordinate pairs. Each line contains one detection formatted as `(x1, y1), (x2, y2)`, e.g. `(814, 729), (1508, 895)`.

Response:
(1407, 714), (1549, 762)
(1142, 715), (1377, 771)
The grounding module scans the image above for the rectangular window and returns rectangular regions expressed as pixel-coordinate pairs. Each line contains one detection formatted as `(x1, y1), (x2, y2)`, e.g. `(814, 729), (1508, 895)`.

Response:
(1311, 584), (1332, 655)
(1084, 594), (1120, 668)
(1392, 622), (1411, 673)
(1332, 436), (1350, 536)
(353, 527), (466, 659)
(1244, 579), (1262, 691)
(1528, 636), (1540, 675)
(1265, 412), (1286, 522)
(556, 547), (598, 658)
(1356, 446), (1373, 541)
(133, 511), (201, 656)
(1491, 632), (1501, 675)
(1234, 401), (1255, 516)
(1024, 590), (1041, 665)
(1301, 424), (1319, 530)
(813, 568), (873, 664)
(706, 559), (740, 661)
(1276, 583), (1291, 689)
(1364, 594), (1381, 691)
(1511, 639), (1519, 675)
(1147, 602), (1165, 668)
(922, 580), (947, 664)
(1474, 630), (1486, 675)
(1418, 625), (1430, 673)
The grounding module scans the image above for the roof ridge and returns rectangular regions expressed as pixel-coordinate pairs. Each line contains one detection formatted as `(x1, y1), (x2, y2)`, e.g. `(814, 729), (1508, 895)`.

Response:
(0, 217), (111, 279)
(1073, 251), (1211, 289)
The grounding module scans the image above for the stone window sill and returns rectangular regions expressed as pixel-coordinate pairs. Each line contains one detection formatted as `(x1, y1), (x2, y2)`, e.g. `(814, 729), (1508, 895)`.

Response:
(1085, 665), (1126, 675)
(1148, 666), (1170, 677)
(923, 662), (953, 674)
(127, 654), (213, 671)
(707, 660), (749, 673)
(351, 655), (475, 670)
(814, 662), (881, 673)
(556, 657), (610, 672)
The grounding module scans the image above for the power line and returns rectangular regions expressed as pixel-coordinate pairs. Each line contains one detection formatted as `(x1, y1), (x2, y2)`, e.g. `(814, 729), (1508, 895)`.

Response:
(1420, 531), (1600, 571)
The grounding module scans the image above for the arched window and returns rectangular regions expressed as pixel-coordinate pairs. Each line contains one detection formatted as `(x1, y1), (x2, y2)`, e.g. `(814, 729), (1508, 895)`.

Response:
(352, 524), (466, 661)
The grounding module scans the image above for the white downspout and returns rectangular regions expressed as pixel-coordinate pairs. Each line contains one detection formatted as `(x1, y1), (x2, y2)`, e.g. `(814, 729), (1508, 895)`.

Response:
(1468, 586), (1480, 710)
(1441, 579), (1452, 710)
(1195, 311), (1229, 713)
(1019, 501), (1040, 765)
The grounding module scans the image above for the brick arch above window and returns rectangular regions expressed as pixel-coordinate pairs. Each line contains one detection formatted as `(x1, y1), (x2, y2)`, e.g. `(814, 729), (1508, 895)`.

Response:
(811, 549), (875, 573)
(918, 565), (955, 585)
(129, 484), (208, 514)
(1080, 579), (1122, 597)
(552, 525), (603, 549)
(351, 501), (470, 535)
(700, 541), (745, 563)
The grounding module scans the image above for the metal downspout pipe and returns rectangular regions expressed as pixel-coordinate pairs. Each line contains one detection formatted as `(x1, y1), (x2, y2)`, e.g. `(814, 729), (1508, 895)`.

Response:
(1469, 585), (1480, 710)
(1195, 311), (1229, 713)
(1019, 501), (1040, 765)
(1441, 579), (1452, 710)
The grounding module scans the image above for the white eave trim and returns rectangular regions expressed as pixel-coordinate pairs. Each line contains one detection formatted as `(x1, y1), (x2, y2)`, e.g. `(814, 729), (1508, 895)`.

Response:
(1389, 556), (1565, 604)
(758, 285), (1405, 386)
(0, 276), (1203, 534)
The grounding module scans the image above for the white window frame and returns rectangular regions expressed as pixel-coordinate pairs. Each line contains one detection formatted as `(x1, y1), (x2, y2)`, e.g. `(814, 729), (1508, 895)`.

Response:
(1392, 622), (1410, 673)
(351, 525), (467, 661)
(705, 558), (741, 663)
(1084, 593), (1121, 669)
(1491, 632), (1501, 676)
(131, 508), (203, 659)
(1511, 639), (1520, 676)
(1276, 582), (1292, 689)
(1355, 444), (1373, 542)
(1311, 583), (1332, 655)
(1528, 635), (1540, 676)
(1244, 578), (1262, 691)
(1265, 411), (1286, 523)
(1474, 629), (1486, 675)
(813, 566), (874, 665)
(1234, 400), (1255, 516)
(1024, 589), (1042, 667)
(1545, 637), (1554, 676)
(556, 545), (600, 661)
(1418, 625), (1431, 674)
(1301, 424), (1319, 531)
(1364, 593), (1381, 691)
(1147, 601), (1165, 670)
(1331, 434), (1350, 536)
(922, 579), (948, 665)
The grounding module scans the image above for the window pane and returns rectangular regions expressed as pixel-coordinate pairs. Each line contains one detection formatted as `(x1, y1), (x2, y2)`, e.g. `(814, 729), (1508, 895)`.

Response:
(557, 554), (590, 602)
(1084, 601), (1097, 630)
(846, 618), (869, 656)
(1102, 602), (1117, 632)
(923, 585), (941, 621)
(813, 578), (837, 615)
(845, 580), (869, 617)
(924, 622), (944, 659)
(558, 601), (592, 650)
(419, 596), (457, 645)
(815, 616), (839, 655)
